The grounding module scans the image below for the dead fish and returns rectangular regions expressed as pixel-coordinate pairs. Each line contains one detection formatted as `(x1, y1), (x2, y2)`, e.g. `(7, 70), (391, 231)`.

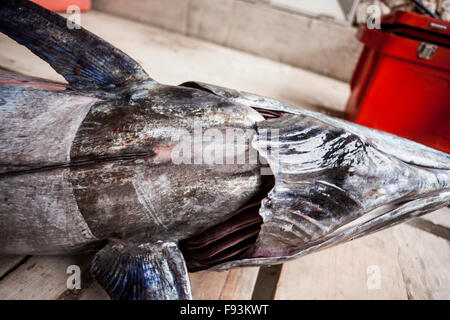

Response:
(0, 0), (449, 300)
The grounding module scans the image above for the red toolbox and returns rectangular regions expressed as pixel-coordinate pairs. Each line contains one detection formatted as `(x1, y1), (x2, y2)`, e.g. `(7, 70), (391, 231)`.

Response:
(346, 11), (450, 154)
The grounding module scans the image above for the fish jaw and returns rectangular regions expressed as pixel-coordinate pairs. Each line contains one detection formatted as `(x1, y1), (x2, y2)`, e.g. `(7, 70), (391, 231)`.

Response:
(209, 189), (450, 270)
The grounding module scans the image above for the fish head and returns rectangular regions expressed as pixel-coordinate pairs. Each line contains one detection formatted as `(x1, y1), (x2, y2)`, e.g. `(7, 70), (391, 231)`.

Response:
(181, 110), (450, 271)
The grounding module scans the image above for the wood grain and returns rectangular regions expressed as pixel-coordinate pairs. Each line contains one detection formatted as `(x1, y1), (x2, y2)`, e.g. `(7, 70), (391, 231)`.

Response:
(189, 271), (229, 300)
(393, 224), (450, 299)
(421, 206), (450, 228)
(0, 256), (27, 279)
(274, 223), (450, 299)
(189, 267), (259, 300)
(0, 254), (92, 299)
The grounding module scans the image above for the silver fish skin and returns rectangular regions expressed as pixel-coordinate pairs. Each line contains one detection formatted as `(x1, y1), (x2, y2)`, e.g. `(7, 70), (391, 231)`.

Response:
(217, 105), (450, 269)
(1, 0), (449, 300)
(0, 78), (264, 255)
(179, 82), (450, 270)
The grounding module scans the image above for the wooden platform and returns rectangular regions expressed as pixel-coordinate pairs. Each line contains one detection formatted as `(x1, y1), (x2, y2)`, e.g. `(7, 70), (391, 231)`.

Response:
(0, 10), (449, 300)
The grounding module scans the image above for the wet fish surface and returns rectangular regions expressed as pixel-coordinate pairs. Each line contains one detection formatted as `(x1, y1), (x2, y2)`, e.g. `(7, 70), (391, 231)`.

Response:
(0, 0), (449, 300)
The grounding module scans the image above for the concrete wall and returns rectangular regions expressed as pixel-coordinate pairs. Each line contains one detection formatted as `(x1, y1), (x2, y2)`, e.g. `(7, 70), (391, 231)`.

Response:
(93, 0), (363, 82)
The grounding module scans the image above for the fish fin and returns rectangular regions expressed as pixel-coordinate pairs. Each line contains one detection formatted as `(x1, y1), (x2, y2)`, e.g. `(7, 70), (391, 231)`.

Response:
(283, 109), (450, 170)
(91, 240), (192, 300)
(179, 81), (239, 97)
(0, 0), (151, 90)
(179, 81), (297, 116)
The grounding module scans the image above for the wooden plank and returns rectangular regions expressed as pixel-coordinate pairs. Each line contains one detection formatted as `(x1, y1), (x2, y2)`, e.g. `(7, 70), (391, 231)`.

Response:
(189, 267), (260, 300)
(189, 271), (230, 300)
(0, 254), (93, 299)
(218, 268), (260, 300)
(274, 227), (408, 299)
(274, 224), (450, 299)
(0, 253), (259, 300)
(251, 265), (283, 300)
(421, 206), (450, 228)
(0, 256), (27, 279)
(407, 218), (450, 242)
(393, 224), (450, 299)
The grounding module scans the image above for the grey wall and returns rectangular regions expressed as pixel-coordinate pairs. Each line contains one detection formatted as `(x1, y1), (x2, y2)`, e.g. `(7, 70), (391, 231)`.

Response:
(93, 0), (363, 82)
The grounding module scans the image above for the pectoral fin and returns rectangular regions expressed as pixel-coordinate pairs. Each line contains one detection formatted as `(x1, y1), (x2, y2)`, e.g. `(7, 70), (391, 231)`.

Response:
(91, 241), (192, 300)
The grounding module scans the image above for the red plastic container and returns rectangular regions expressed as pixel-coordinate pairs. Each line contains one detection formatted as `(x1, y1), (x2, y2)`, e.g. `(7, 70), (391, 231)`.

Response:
(31, 0), (91, 12)
(346, 11), (450, 154)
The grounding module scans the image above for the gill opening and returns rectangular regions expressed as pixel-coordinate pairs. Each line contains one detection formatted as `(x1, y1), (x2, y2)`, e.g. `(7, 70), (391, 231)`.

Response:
(179, 175), (274, 271)
(178, 106), (284, 271)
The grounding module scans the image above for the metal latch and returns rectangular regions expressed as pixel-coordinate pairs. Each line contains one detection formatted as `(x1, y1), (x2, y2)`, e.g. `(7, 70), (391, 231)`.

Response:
(417, 42), (437, 60)
(429, 22), (447, 31)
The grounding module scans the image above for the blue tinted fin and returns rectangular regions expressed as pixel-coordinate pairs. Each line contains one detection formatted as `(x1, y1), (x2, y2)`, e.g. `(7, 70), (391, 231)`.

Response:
(0, 0), (151, 89)
(91, 241), (192, 300)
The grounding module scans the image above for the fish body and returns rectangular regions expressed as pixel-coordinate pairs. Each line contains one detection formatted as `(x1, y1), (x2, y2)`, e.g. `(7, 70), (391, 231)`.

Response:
(0, 0), (449, 299)
(0, 76), (263, 255)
